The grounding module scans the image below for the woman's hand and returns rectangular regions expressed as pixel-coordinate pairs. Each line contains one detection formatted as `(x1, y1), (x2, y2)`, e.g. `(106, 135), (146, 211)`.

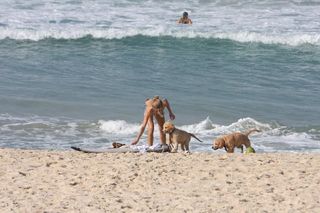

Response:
(131, 139), (139, 145)
(169, 113), (175, 120)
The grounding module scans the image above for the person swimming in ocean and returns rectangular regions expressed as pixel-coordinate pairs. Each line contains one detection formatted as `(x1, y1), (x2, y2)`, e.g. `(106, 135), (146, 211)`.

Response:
(177, 12), (192, 24)
(131, 96), (175, 146)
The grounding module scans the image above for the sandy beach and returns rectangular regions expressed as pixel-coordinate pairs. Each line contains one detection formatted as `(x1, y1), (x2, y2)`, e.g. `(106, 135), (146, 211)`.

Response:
(0, 148), (319, 213)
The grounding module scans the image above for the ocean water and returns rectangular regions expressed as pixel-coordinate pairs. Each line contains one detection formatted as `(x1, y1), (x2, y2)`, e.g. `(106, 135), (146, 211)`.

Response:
(0, 0), (320, 152)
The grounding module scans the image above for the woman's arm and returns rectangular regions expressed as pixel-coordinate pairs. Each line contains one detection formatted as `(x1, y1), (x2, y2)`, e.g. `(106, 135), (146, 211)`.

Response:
(131, 108), (151, 145)
(163, 99), (175, 120)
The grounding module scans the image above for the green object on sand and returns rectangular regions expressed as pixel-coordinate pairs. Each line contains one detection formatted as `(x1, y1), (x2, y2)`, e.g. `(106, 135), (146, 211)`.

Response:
(245, 146), (256, 154)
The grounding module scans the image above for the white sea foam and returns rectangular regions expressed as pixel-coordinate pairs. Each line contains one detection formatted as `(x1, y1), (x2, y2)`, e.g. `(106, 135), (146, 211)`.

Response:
(0, 114), (319, 152)
(214, 32), (320, 46)
(0, 0), (319, 46)
(98, 120), (139, 135)
(179, 117), (216, 134)
(95, 117), (320, 152)
(0, 28), (319, 46)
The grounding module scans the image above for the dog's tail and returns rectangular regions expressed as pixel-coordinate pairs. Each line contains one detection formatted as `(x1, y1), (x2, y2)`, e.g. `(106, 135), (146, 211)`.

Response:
(189, 133), (203, 142)
(244, 129), (261, 137)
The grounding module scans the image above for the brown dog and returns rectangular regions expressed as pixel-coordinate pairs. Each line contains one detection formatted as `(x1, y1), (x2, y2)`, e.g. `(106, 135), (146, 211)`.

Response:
(212, 129), (260, 153)
(163, 122), (202, 153)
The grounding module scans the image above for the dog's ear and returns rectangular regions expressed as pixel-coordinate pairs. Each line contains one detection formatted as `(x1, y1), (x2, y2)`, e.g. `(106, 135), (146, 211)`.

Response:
(216, 138), (225, 148)
(220, 138), (226, 148)
(168, 122), (175, 131)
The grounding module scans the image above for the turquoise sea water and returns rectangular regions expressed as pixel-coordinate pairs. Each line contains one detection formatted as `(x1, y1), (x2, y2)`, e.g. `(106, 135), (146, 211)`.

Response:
(0, 0), (319, 152)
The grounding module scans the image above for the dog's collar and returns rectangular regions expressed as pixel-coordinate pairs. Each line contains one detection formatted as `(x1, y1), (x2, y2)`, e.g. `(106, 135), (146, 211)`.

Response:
(169, 127), (176, 134)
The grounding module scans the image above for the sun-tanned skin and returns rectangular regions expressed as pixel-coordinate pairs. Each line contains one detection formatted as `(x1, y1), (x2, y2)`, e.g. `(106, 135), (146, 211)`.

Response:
(212, 129), (260, 153)
(132, 97), (175, 146)
(163, 122), (202, 153)
(177, 12), (192, 24)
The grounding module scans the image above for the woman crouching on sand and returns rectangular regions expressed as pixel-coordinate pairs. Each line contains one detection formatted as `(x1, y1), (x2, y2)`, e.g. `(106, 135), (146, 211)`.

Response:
(131, 96), (175, 146)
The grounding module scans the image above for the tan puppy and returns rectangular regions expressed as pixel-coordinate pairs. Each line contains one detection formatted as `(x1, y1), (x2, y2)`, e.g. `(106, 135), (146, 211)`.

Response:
(212, 129), (260, 153)
(163, 122), (202, 153)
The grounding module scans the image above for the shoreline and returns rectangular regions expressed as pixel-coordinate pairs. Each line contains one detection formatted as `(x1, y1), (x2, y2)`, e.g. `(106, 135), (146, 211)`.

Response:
(1, 148), (320, 212)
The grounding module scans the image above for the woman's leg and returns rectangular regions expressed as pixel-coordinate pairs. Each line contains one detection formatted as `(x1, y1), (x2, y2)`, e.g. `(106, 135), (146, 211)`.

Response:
(155, 115), (166, 145)
(147, 117), (154, 146)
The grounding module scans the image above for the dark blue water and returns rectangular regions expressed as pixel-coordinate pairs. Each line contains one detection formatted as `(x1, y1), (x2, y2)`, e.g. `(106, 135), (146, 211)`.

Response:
(1, 37), (319, 126)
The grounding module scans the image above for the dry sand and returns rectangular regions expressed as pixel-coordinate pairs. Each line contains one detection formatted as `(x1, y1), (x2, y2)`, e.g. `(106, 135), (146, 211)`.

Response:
(0, 148), (319, 213)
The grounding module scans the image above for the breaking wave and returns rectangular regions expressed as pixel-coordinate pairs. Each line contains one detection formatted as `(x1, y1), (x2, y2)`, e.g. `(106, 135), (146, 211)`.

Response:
(0, 114), (319, 152)
(1, 29), (319, 46)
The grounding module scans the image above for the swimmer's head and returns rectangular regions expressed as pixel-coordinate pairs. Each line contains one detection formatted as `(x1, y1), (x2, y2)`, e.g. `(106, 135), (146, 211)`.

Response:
(183, 12), (188, 18)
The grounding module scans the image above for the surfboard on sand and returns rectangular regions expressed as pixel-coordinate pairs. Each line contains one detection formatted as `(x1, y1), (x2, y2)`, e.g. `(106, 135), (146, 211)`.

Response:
(71, 144), (170, 153)
(70, 146), (139, 153)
